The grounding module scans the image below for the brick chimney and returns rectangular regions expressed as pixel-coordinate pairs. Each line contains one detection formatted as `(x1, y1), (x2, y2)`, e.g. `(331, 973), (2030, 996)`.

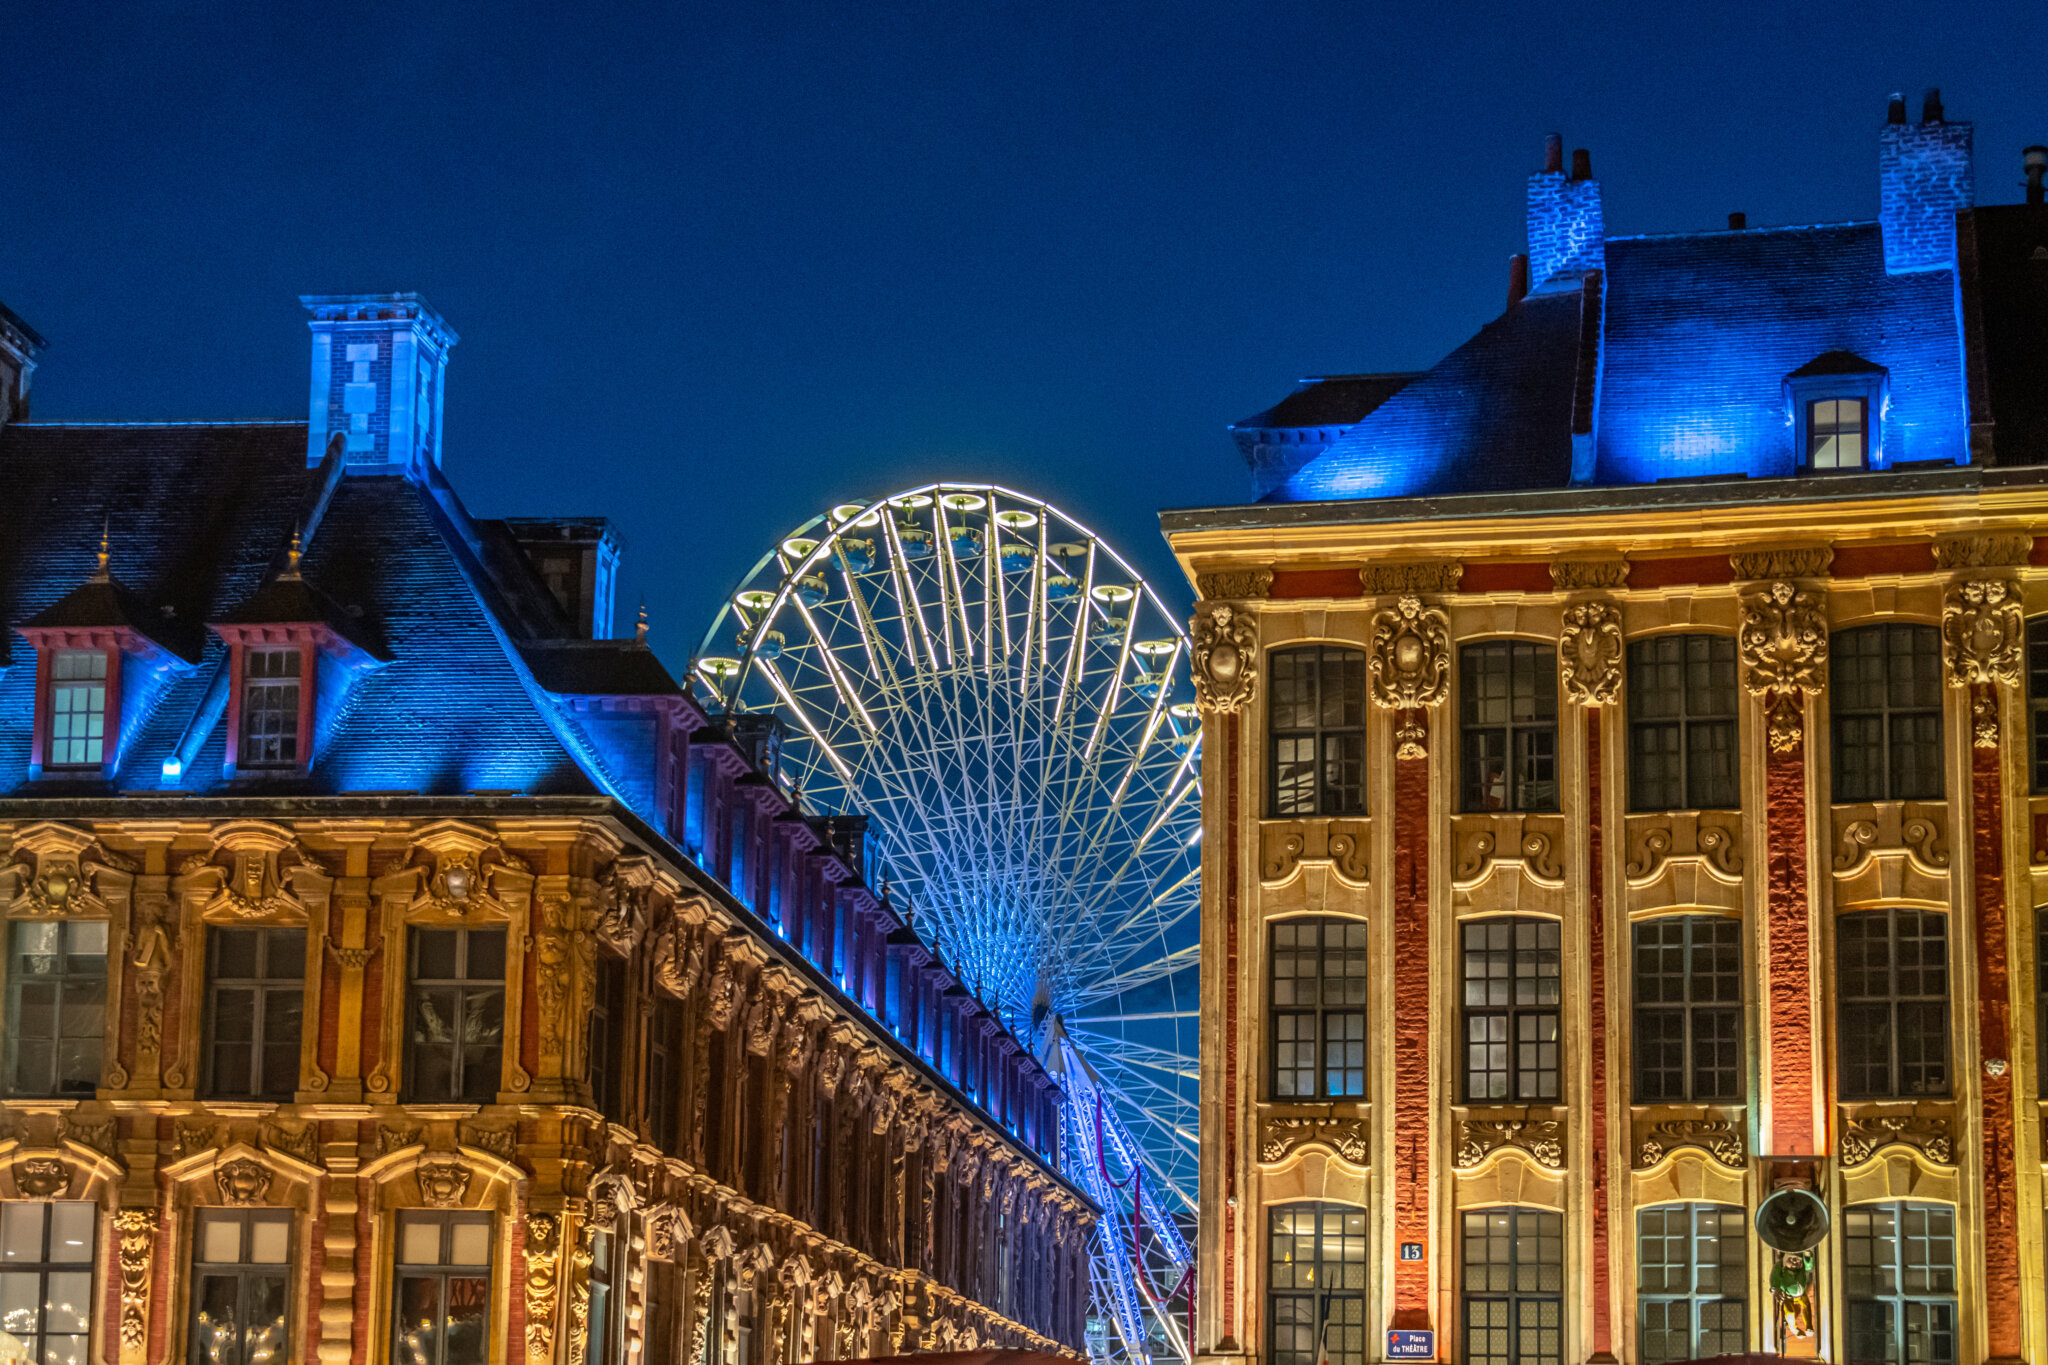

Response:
(301, 293), (458, 472)
(0, 300), (45, 430)
(1527, 134), (1605, 286)
(1879, 88), (1974, 274)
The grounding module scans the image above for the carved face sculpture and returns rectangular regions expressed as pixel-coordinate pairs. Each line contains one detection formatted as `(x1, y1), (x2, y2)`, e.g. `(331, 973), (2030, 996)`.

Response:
(1206, 609), (1242, 685)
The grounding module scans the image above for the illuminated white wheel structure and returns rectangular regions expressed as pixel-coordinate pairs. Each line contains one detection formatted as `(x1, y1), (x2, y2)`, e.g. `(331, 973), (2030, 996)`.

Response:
(693, 483), (1198, 1364)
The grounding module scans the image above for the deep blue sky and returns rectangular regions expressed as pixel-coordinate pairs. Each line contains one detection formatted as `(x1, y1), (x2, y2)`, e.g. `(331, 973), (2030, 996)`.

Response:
(6, 2), (2044, 668)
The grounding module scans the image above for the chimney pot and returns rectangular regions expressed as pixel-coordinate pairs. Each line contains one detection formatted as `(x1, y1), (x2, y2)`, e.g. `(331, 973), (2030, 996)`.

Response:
(1922, 87), (1943, 124)
(1728, 211), (1747, 230)
(1888, 92), (1907, 124)
(1570, 148), (1592, 181)
(1507, 254), (1530, 309)
(2025, 145), (2048, 206)
(1542, 134), (1564, 174)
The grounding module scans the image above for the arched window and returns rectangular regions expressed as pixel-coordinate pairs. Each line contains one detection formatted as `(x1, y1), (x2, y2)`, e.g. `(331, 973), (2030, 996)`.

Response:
(1631, 915), (1742, 1103)
(1460, 918), (1560, 1102)
(1833, 623), (1944, 802)
(1268, 1203), (1367, 1365)
(1458, 641), (1559, 812)
(1637, 1203), (1746, 1364)
(1843, 1202), (1957, 1365)
(1269, 917), (1368, 1099)
(1461, 1207), (1563, 1365)
(1269, 646), (1368, 816)
(1837, 909), (1949, 1099)
(1627, 635), (1738, 812)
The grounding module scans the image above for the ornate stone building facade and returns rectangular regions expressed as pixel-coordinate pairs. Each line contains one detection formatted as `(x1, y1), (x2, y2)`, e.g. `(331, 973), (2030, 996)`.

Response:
(0, 293), (1093, 1364)
(1169, 97), (2048, 1365)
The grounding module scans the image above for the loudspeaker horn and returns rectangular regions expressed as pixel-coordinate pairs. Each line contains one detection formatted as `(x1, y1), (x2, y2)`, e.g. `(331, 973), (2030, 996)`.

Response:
(1755, 1186), (1830, 1254)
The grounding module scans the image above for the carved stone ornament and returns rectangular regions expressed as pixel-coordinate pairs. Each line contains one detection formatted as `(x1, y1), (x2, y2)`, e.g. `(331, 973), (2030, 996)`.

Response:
(525, 1212), (563, 1365)
(1833, 816), (1949, 876)
(705, 958), (742, 1030)
(418, 1159), (473, 1208)
(1840, 1114), (1953, 1168)
(1730, 546), (1833, 581)
(1739, 581), (1827, 751)
(377, 1125), (424, 1157)
(13, 1158), (70, 1199)
(1624, 824), (1744, 883)
(1452, 828), (1564, 885)
(60, 1115), (116, 1157)
(259, 1122), (319, 1168)
(1195, 568), (1274, 601)
(1932, 531), (2034, 569)
(215, 1157), (273, 1206)
(1260, 1116), (1368, 1165)
(1370, 596), (1451, 758)
(115, 1209), (156, 1350)
(1559, 600), (1624, 705)
(460, 1122), (517, 1162)
(175, 1122), (222, 1161)
(1455, 1118), (1564, 1170)
(1941, 578), (2024, 688)
(1190, 604), (1258, 714)
(1551, 559), (1628, 591)
(1360, 560), (1462, 596)
(1635, 1119), (1745, 1169)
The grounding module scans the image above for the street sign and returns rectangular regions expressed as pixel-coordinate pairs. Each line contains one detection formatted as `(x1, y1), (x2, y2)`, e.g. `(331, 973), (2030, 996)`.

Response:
(1387, 1329), (1435, 1359)
(1398, 1242), (1425, 1261)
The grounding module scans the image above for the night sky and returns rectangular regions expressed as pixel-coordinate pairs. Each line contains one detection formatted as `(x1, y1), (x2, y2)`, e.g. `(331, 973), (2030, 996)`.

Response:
(6, 2), (2045, 669)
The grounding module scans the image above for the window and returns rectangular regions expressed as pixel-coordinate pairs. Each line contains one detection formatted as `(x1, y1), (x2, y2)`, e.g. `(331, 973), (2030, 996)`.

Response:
(190, 1209), (291, 1365)
(588, 955), (625, 1120)
(1843, 1203), (1956, 1365)
(205, 927), (305, 1101)
(1461, 919), (1561, 1102)
(238, 647), (302, 768)
(1267, 1204), (1366, 1365)
(647, 996), (682, 1147)
(1459, 642), (1559, 812)
(0, 1201), (94, 1365)
(1632, 917), (1742, 1102)
(1834, 625), (1944, 803)
(2038, 909), (2048, 1099)
(1270, 919), (1368, 1099)
(1628, 635), (1738, 811)
(392, 1212), (492, 1365)
(1838, 910), (1949, 1099)
(6, 920), (107, 1098)
(1270, 646), (1368, 817)
(405, 929), (505, 1103)
(1809, 397), (1868, 470)
(46, 651), (107, 769)
(588, 1227), (619, 1365)
(1462, 1208), (1563, 1365)
(1637, 1204), (1746, 1365)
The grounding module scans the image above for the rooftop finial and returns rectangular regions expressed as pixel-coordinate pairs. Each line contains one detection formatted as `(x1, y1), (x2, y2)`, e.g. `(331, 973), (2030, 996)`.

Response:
(92, 516), (110, 582)
(283, 526), (304, 580)
(635, 600), (649, 643)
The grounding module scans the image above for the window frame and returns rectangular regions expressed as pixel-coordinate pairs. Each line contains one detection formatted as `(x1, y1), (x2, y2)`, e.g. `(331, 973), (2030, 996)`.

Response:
(403, 927), (507, 1105)
(588, 1224), (620, 1365)
(1836, 909), (1950, 1101)
(2027, 617), (2048, 794)
(1631, 915), (1744, 1104)
(1635, 1202), (1747, 1365)
(5, 919), (108, 1099)
(1626, 634), (1740, 813)
(1268, 645), (1369, 818)
(235, 643), (308, 771)
(1460, 1206), (1564, 1365)
(188, 1208), (294, 1365)
(1806, 396), (1869, 471)
(646, 994), (683, 1147)
(1842, 1201), (1958, 1365)
(203, 925), (307, 1101)
(391, 1210), (493, 1365)
(1457, 640), (1560, 813)
(588, 953), (627, 1121)
(43, 647), (113, 772)
(1460, 917), (1562, 1104)
(0, 1199), (96, 1365)
(1268, 917), (1370, 1101)
(1831, 623), (1946, 803)
(1266, 1202), (1368, 1365)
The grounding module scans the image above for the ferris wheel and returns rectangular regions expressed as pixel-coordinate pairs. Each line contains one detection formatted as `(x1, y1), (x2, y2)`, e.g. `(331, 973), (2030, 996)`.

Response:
(692, 483), (1200, 1364)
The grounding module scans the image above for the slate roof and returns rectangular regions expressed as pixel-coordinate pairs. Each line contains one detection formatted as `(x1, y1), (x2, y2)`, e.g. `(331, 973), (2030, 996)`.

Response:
(1231, 373), (1416, 431)
(0, 420), (674, 804)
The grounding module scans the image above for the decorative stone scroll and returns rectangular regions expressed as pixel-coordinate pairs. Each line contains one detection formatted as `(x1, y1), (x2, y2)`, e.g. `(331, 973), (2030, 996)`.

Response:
(1634, 1119), (1744, 1170)
(114, 1209), (156, 1354)
(1832, 815), (1949, 878)
(1623, 822), (1743, 883)
(1452, 829), (1563, 886)
(1259, 1116), (1368, 1166)
(1196, 568), (1274, 601)
(1739, 581), (1828, 751)
(1932, 532), (2033, 569)
(1191, 604), (1257, 713)
(1259, 822), (1370, 885)
(1370, 596), (1450, 758)
(1360, 560), (1462, 596)
(1551, 559), (1628, 591)
(1454, 1118), (1563, 1170)
(1840, 1114), (1953, 1168)
(1730, 546), (1832, 581)
(1559, 600), (1623, 705)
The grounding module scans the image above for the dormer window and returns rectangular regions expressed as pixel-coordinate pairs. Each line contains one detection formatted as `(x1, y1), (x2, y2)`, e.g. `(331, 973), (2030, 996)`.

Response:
(46, 651), (109, 768)
(1808, 398), (1868, 470)
(238, 648), (304, 768)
